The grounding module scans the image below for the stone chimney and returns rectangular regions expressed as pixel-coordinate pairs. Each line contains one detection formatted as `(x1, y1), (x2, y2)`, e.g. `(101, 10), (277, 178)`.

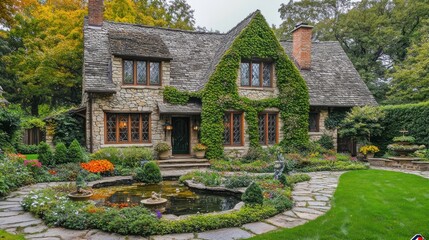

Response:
(292, 23), (313, 70)
(88, 0), (104, 26)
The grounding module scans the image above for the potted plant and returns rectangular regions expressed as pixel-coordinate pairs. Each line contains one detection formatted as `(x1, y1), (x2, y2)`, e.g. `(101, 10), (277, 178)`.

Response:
(359, 145), (380, 159)
(154, 142), (171, 160)
(192, 143), (207, 159)
(68, 173), (93, 200)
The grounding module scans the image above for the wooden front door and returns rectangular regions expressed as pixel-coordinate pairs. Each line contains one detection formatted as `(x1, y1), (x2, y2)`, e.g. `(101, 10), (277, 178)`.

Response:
(171, 117), (190, 154)
(337, 134), (357, 156)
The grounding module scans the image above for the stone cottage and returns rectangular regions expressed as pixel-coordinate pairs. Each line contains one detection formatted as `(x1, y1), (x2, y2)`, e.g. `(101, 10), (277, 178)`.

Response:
(82, 0), (376, 158)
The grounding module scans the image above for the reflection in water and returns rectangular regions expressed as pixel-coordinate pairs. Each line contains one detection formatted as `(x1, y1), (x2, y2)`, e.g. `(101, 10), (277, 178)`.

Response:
(90, 181), (241, 215)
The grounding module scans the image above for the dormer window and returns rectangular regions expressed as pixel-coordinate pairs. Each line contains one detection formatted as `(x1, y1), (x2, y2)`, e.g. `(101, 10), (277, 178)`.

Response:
(123, 60), (161, 86)
(240, 61), (272, 87)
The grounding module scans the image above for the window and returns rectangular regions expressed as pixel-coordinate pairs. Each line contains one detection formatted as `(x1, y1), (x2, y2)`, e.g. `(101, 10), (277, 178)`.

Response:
(309, 112), (320, 132)
(240, 61), (272, 87)
(258, 113), (278, 145)
(223, 112), (243, 146)
(105, 113), (150, 144)
(123, 60), (161, 86)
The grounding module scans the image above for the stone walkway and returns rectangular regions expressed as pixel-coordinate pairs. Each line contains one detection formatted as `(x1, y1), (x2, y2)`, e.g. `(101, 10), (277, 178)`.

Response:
(1, 171), (344, 240)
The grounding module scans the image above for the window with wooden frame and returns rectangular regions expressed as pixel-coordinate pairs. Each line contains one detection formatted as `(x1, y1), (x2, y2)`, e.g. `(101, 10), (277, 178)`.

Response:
(258, 113), (278, 145)
(123, 60), (161, 86)
(105, 113), (151, 144)
(309, 112), (320, 132)
(223, 112), (244, 146)
(240, 61), (273, 87)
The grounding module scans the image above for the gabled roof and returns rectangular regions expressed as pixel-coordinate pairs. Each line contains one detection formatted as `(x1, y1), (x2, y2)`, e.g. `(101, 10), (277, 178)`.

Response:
(281, 41), (377, 107)
(83, 11), (377, 107)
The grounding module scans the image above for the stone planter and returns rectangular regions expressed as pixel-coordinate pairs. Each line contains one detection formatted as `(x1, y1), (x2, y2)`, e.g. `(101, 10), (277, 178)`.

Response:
(366, 153), (375, 159)
(68, 191), (93, 201)
(195, 151), (206, 159)
(158, 151), (169, 160)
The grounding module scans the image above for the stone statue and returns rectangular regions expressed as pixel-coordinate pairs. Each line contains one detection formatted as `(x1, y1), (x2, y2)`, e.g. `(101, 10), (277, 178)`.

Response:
(151, 191), (161, 200)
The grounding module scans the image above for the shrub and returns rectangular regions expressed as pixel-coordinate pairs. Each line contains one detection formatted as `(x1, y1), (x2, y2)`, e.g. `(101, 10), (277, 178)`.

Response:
(264, 191), (293, 212)
(242, 182), (263, 206)
(133, 161), (162, 184)
(179, 171), (222, 186)
(16, 144), (39, 154)
(38, 142), (54, 166)
(278, 174), (288, 186)
(287, 173), (311, 185)
(121, 147), (153, 168)
(317, 134), (334, 150)
(336, 153), (351, 162)
(0, 158), (35, 196)
(242, 148), (265, 163)
(54, 142), (68, 164)
(224, 175), (253, 189)
(68, 139), (84, 163)
(90, 147), (123, 165)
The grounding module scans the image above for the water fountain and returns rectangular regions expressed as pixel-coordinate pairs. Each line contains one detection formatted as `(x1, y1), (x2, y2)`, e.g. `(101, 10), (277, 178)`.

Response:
(141, 191), (168, 212)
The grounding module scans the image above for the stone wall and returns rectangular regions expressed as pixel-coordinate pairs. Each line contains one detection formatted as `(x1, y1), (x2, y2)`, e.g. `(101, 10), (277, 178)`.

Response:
(309, 108), (338, 150)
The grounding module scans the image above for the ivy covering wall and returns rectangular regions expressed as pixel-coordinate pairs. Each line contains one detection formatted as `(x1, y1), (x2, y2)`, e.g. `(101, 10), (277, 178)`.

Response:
(163, 12), (309, 159)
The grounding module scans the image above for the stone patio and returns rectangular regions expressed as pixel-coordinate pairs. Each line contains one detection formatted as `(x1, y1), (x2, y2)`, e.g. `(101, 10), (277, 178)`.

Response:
(2, 169), (400, 240)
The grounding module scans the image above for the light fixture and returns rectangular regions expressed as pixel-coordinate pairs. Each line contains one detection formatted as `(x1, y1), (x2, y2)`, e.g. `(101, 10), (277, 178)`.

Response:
(119, 120), (128, 129)
(192, 125), (200, 131)
(164, 122), (173, 131)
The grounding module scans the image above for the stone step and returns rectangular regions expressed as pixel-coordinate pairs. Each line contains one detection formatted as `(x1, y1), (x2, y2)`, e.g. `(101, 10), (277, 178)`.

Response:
(158, 163), (211, 169)
(171, 155), (194, 159)
(158, 159), (209, 164)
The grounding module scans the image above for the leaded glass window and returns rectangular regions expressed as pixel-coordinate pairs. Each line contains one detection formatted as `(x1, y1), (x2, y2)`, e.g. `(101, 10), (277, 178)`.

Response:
(240, 61), (272, 87)
(105, 113), (151, 144)
(223, 114), (231, 145)
(258, 113), (278, 145)
(150, 62), (160, 85)
(240, 63), (250, 86)
(123, 60), (134, 84)
(263, 63), (271, 87)
(122, 60), (160, 86)
(251, 63), (260, 86)
(223, 112), (243, 145)
(136, 61), (147, 85)
(258, 114), (266, 144)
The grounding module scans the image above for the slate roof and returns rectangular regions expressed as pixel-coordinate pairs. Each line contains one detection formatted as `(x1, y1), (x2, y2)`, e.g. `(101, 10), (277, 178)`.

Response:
(281, 41), (377, 107)
(83, 11), (377, 107)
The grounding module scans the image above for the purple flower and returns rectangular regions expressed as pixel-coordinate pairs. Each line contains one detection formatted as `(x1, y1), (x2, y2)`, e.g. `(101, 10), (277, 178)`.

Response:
(155, 210), (162, 219)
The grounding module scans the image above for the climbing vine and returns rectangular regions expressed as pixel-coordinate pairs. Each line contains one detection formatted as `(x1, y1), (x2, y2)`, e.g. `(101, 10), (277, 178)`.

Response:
(163, 12), (309, 159)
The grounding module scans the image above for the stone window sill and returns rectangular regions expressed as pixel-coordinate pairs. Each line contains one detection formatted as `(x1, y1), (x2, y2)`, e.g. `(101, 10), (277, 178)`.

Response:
(121, 85), (162, 90)
(101, 143), (153, 148)
(224, 146), (247, 150)
(239, 87), (275, 92)
(309, 132), (322, 136)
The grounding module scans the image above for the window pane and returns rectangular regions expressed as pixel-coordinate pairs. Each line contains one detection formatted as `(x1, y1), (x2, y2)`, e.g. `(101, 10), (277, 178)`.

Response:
(263, 63), (271, 87)
(309, 113), (319, 132)
(268, 114), (277, 144)
(251, 63), (260, 86)
(137, 61), (147, 85)
(258, 114), (266, 145)
(223, 114), (231, 145)
(150, 62), (160, 85)
(233, 114), (242, 145)
(118, 115), (129, 142)
(240, 63), (250, 86)
(124, 60), (134, 84)
(107, 114), (117, 142)
(142, 114), (150, 141)
(131, 114), (140, 142)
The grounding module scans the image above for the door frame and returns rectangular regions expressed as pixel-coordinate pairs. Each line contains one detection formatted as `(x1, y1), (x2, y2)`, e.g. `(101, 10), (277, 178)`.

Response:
(171, 116), (191, 155)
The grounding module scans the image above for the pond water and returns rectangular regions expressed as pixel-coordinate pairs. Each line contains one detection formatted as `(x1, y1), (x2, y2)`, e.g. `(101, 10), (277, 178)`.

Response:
(90, 181), (241, 216)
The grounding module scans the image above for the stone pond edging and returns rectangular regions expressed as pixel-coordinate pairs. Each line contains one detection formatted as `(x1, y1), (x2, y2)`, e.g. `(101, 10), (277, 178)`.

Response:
(0, 171), (348, 240)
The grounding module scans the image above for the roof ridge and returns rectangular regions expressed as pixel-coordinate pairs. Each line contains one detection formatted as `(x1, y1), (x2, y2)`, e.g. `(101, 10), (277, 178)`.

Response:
(225, 10), (260, 35)
(103, 20), (225, 35)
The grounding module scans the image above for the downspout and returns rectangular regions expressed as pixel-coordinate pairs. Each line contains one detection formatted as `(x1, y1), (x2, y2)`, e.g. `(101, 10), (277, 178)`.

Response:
(89, 93), (94, 153)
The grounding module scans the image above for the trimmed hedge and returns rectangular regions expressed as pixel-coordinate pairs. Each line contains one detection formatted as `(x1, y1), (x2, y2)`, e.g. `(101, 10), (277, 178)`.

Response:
(372, 101), (429, 154)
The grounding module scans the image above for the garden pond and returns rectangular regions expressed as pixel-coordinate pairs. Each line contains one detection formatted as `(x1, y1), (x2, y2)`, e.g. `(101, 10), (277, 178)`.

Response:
(90, 180), (241, 216)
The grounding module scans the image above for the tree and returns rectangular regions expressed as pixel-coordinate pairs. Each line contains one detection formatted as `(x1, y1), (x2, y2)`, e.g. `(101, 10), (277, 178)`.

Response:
(68, 139), (84, 163)
(167, 0), (195, 30)
(338, 106), (385, 144)
(387, 32), (429, 104)
(54, 142), (68, 164)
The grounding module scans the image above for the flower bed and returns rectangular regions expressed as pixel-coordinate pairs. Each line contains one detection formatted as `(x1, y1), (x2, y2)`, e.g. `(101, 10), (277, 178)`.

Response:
(81, 160), (114, 174)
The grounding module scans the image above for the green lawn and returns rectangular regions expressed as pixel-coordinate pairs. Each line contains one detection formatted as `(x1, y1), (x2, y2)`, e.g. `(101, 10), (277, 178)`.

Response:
(252, 170), (429, 240)
(24, 154), (38, 160)
(0, 230), (25, 240)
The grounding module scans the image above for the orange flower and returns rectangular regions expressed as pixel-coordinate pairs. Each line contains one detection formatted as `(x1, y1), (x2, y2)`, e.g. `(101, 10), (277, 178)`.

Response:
(81, 159), (114, 173)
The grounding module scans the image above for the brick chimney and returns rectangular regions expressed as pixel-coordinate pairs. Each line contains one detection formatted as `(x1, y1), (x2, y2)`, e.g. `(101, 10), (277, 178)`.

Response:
(88, 0), (104, 26)
(292, 23), (313, 70)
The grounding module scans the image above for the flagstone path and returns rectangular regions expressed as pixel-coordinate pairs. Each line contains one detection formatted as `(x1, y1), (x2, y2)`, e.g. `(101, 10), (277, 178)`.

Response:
(1, 168), (422, 240)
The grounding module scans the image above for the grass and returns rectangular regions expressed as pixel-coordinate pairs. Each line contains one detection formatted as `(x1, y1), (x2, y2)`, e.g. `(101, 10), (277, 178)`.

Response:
(24, 154), (38, 160)
(252, 170), (429, 239)
(0, 230), (25, 240)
